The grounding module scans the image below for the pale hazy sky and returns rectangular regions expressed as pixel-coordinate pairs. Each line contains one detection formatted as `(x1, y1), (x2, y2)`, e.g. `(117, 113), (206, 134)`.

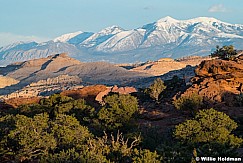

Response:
(0, 0), (243, 46)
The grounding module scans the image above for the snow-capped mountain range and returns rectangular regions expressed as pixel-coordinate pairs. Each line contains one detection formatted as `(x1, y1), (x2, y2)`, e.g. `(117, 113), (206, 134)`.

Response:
(1, 16), (243, 65)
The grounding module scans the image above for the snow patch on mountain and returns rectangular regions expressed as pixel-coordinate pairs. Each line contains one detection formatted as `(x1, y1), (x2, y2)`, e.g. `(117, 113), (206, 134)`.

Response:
(96, 29), (145, 52)
(53, 31), (83, 42)
(217, 33), (243, 38)
(81, 25), (125, 47)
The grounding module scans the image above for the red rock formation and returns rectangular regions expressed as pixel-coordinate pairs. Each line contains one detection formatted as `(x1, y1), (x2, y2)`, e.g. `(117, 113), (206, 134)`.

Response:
(95, 87), (112, 103)
(179, 55), (243, 106)
(111, 85), (137, 94)
(61, 85), (107, 107)
(95, 85), (137, 104)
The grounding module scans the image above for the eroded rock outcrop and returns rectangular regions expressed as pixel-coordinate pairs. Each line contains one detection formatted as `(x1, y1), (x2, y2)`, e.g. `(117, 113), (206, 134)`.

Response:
(0, 75), (82, 100)
(61, 85), (107, 100)
(179, 55), (243, 106)
(29, 74), (82, 87)
(61, 85), (107, 107)
(95, 85), (137, 103)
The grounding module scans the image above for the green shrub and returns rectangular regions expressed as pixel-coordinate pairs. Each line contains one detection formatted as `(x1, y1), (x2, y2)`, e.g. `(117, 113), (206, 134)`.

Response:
(98, 94), (138, 131)
(132, 149), (162, 163)
(39, 94), (96, 122)
(41, 148), (83, 163)
(174, 108), (243, 147)
(3, 113), (56, 161)
(173, 108), (243, 158)
(145, 78), (166, 101)
(0, 94), (143, 162)
(173, 93), (203, 111)
(210, 45), (237, 60)
(39, 94), (73, 107)
(82, 131), (140, 162)
(41, 131), (141, 163)
(51, 114), (92, 150)
(0, 113), (93, 162)
(15, 103), (49, 117)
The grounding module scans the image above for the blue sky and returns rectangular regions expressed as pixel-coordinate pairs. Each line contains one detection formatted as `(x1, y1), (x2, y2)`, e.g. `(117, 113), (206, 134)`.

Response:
(0, 0), (243, 46)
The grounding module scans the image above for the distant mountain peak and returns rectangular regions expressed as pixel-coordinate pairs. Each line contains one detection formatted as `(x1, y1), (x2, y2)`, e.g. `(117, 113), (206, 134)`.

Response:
(53, 31), (83, 42)
(158, 16), (178, 21)
(186, 17), (221, 24)
(157, 16), (179, 23)
(98, 25), (125, 35)
(154, 16), (181, 30)
(1, 16), (243, 66)
(105, 25), (124, 30)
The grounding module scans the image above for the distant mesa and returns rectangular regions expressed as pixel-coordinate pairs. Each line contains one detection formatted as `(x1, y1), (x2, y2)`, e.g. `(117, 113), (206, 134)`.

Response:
(157, 58), (174, 62)
(0, 74), (82, 100)
(0, 54), (151, 98)
(130, 56), (208, 76)
(0, 76), (19, 88)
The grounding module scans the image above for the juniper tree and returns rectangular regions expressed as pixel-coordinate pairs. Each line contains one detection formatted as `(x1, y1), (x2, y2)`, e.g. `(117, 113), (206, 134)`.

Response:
(211, 45), (237, 60)
(145, 78), (166, 101)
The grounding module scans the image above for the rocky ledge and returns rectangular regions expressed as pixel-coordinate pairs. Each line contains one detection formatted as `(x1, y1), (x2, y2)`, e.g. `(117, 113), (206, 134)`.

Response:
(179, 55), (243, 106)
